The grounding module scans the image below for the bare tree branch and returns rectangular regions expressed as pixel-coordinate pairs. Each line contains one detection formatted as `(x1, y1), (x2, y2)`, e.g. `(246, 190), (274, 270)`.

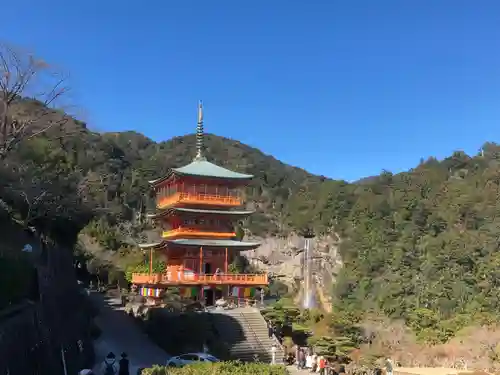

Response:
(0, 43), (72, 160)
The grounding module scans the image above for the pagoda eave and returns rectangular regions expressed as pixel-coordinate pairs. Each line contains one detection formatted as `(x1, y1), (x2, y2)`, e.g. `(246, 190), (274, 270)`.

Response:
(172, 160), (253, 180)
(138, 241), (163, 249)
(166, 238), (260, 250)
(149, 160), (253, 188)
(137, 239), (260, 251)
(147, 207), (255, 220)
(148, 171), (174, 187)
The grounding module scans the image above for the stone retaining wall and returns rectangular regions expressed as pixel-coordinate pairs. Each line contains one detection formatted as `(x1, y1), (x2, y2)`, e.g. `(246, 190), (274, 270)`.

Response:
(0, 221), (94, 375)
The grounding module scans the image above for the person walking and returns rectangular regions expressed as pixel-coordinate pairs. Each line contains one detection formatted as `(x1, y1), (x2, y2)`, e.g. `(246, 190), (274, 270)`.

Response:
(311, 353), (318, 373)
(101, 352), (118, 375)
(306, 353), (312, 370)
(298, 348), (306, 369)
(268, 321), (273, 338)
(119, 352), (130, 375)
(318, 356), (326, 375)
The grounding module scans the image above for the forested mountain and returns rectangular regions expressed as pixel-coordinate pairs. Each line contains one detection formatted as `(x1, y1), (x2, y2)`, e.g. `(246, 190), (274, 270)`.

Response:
(332, 146), (500, 343)
(1, 100), (328, 246)
(4, 97), (500, 344)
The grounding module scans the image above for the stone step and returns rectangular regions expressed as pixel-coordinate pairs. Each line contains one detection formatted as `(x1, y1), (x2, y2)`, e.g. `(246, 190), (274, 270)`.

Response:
(210, 309), (284, 364)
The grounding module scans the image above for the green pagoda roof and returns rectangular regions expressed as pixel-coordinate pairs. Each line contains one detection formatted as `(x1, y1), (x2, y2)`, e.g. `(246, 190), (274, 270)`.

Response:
(167, 238), (260, 249)
(148, 207), (254, 219)
(138, 239), (260, 250)
(139, 238), (260, 250)
(171, 159), (253, 180)
(149, 160), (253, 185)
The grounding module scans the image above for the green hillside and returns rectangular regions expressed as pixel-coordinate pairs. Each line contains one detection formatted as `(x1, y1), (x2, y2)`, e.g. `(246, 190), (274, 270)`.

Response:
(4, 95), (500, 343)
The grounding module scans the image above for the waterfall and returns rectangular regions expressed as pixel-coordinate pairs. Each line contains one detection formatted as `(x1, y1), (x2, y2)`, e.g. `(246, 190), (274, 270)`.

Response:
(302, 237), (315, 309)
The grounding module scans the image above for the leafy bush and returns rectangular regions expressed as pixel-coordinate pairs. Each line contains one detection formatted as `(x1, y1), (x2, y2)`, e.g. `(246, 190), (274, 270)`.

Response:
(141, 362), (288, 375)
(125, 259), (166, 282)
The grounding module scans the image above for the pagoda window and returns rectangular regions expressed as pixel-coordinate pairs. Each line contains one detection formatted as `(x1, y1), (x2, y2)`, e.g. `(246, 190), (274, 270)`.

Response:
(174, 183), (241, 198)
(183, 219), (196, 226)
(184, 258), (197, 271)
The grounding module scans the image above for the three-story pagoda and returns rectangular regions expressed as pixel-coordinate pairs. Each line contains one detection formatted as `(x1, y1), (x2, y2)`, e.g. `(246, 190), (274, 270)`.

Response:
(132, 102), (267, 305)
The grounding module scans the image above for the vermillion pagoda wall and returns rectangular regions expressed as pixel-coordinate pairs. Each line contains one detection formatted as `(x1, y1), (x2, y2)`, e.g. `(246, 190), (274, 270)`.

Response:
(165, 248), (235, 273)
(159, 216), (235, 232)
(155, 175), (244, 200)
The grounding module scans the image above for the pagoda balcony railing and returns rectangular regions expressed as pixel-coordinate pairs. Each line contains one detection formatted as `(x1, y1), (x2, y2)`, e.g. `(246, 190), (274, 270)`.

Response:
(131, 272), (268, 286)
(157, 192), (242, 209)
(162, 227), (236, 239)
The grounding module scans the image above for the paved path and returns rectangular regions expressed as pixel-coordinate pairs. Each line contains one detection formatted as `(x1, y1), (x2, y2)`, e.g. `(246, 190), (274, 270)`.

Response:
(286, 365), (314, 375)
(90, 293), (169, 374)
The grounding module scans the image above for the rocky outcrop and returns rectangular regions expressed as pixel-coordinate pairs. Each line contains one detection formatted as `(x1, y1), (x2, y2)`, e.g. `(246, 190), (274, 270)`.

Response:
(243, 231), (343, 304)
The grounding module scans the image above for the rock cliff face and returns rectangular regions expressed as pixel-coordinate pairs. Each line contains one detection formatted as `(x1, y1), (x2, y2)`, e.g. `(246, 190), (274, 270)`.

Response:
(243, 231), (343, 306)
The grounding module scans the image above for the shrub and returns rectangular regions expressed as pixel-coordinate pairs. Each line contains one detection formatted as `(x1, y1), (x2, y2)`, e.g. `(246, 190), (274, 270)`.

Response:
(141, 362), (288, 375)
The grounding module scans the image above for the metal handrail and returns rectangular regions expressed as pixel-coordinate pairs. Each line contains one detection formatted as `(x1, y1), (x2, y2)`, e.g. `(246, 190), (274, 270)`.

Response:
(131, 272), (268, 285)
(258, 312), (284, 351)
(239, 310), (268, 361)
(226, 297), (259, 308)
(271, 332), (284, 350)
(157, 192), (242, 209)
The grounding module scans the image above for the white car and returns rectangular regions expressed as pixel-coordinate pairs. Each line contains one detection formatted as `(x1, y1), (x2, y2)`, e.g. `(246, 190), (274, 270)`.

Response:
(166, 352), (219, 367)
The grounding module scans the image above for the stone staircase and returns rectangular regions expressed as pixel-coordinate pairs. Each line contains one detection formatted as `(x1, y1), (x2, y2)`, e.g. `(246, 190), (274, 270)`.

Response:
(210, 307), (284, 363)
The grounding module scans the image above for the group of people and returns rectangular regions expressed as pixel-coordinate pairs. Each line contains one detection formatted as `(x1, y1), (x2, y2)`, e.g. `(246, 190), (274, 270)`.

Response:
(79, 352), (131, 375)
(289, 347), (343, 375)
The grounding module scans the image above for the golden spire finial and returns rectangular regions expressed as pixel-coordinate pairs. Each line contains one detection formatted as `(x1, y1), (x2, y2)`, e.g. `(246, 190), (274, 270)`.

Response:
(195, 100), (206, 160)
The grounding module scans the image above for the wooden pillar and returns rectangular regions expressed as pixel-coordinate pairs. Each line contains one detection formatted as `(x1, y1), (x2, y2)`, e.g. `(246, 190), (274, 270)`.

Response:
(199, 246), (205, 303)
(149, 248), (153, 274)
(225, 247), (228, 274)
(199, 246), (203, 274)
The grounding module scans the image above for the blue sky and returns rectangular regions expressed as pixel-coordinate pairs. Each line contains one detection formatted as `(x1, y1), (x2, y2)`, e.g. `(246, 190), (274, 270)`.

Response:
(2, 1), (500, 181)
